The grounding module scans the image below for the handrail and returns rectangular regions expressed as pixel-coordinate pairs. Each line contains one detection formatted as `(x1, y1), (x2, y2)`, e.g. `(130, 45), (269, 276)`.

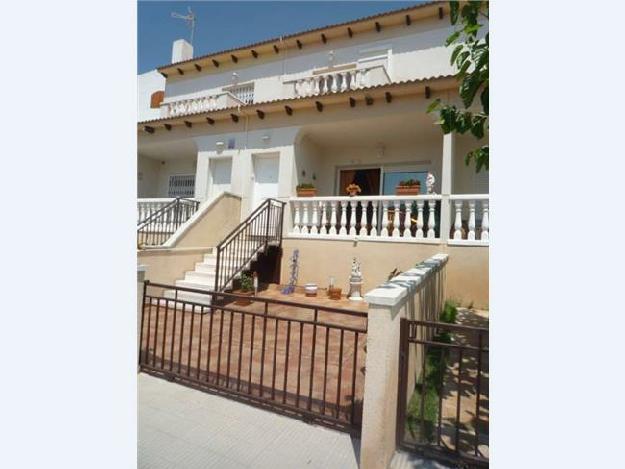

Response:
(137, 198), (200, 247)
(213, 198), (285, 293)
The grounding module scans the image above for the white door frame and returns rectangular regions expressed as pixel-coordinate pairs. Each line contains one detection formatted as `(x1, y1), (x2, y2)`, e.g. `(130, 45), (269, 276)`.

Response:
(208, 155), (233, 198)
(251, 152), (280, 208)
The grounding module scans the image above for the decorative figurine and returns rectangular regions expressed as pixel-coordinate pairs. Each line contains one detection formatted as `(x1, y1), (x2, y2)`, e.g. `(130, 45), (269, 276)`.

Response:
(281, 249), (299, 295)
(426, 172), (436, 194)
(348, 257), (364, 301)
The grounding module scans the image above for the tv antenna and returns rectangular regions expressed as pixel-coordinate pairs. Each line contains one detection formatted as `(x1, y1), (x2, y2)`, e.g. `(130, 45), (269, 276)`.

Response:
(171, 7), (196, 46)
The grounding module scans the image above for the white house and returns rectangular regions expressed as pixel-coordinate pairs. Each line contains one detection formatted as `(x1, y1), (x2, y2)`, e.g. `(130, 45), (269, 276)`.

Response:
(137, 2), (489, 307)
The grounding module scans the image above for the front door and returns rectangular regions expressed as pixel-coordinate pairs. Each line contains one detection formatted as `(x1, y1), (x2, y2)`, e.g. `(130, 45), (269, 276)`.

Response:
(252, 154), (280, 209)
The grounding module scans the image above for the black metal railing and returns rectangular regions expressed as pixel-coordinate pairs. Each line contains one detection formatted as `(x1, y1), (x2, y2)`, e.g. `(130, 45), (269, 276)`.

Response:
(214, 198), (285, 293)
(397, 318), (489, 467)
(137, 198), (199, 247)
(139, 281), (367, 432)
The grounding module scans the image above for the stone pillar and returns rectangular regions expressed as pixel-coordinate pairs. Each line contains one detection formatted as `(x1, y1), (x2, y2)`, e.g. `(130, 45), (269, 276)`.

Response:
(439, 132), (455, 241)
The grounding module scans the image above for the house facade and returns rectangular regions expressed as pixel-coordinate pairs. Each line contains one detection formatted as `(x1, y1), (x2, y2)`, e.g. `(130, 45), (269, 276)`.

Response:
(137, 2), (489, 307)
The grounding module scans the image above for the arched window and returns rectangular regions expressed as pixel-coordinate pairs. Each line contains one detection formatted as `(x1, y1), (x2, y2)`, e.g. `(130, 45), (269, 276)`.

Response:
(150, 90), (164, 109)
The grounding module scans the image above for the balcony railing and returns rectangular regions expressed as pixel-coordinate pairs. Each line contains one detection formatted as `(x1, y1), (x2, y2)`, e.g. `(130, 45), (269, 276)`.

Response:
(160, 91), (245, 118)
(286, 64), (390, 98)
(137, 198), (175, 224)
(288, 194), (489, 244)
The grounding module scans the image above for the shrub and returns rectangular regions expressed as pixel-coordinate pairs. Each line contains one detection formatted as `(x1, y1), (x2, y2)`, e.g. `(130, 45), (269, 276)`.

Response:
(296, 183), (315, 190)
(239, 273), (254, 292)
(398, 179), (421, 187)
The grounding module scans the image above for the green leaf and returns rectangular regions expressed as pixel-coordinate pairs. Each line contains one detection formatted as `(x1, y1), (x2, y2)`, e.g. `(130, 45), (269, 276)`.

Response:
(480, 88), (488, 115)
(426, 98), (441, 114)
(445, 31), (461, 46)
(460, 72), (483, 108)
(450, 44), (464, 66)
(450, 1), (459, 24)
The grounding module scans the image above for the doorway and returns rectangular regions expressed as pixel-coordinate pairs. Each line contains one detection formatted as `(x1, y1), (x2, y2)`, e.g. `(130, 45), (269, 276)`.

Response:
(252, 153), (280, 209)
(209, 158), (232, 198)
(338, 168), (381, 195)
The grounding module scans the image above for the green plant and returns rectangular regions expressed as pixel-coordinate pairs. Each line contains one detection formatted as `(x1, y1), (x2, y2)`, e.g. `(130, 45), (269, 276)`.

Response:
(427, 1), (489, 172)
(239, 273), (254, 292)
(440, 300), (458, 324)
(296, 183), (315, 190)
(398, 179), (421, 187)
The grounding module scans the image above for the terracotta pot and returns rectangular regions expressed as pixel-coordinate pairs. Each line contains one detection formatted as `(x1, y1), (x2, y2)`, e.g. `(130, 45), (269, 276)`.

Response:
(234, 290), (254, 306)
(328, 287), (342, 300)
(296, 187), (317, 197)
(395, 184), (421, 196)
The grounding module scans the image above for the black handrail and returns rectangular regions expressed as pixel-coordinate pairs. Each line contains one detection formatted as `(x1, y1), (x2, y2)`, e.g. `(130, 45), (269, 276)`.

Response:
(213, 198), (285, 293)
(137, 198), (200, 246)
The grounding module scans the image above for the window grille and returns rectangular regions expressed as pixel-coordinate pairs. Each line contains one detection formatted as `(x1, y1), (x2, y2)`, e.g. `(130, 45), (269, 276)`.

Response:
(168, 174), (195, 197)
(229, 83), (254, 104)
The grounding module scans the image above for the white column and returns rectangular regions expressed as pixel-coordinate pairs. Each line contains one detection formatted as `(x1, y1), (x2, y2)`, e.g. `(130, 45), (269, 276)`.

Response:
(467, 200), (476, 240)
(302, 201), (309, 235)
(439, 132), (455, 241)
(340, 72), (348, 92)
(481, 200), (489, 241)
(331, 74), (339, 93)
(391, 201), (400, 238)
(370, 201), (378, 237)
(381, 201), (390, 237)
(310, 200), (319, 235)
(338, 201), (348, 235)
(292, 202), (301, 234)
(427, 200), (437, 239)
(313, 76), (321, 95)
(320, 201), (328, 235)
(357, 200), (367, 236)
(349, 70), (357, 90)
(453, 200), (463, 240)
(348, 200), (356, 235)
(193, 151), (211, 201)
(415, 200), (425, 238)
(329, 201), (338, 235)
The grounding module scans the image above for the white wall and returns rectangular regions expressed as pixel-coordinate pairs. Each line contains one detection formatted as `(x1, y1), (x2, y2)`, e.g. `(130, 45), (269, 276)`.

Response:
(138, 70), (165, 122)
(137, 155), (196, 198)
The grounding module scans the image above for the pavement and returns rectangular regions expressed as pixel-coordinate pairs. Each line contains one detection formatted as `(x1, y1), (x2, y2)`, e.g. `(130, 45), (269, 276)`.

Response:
(138, 373), (451, 469)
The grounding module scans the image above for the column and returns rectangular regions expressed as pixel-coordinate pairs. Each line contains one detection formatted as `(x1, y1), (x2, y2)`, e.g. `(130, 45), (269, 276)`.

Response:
(439, 132), (455, 241)
(415, 200), (425, 238)
(481, 200), (489, 241)
(467, 200), (476, 240)
(193, 151), (210, 201)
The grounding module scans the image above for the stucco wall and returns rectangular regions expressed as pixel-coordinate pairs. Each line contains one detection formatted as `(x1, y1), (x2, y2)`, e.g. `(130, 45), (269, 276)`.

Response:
(138, 70), (165, 122)
(137, 248), (209, 286)
(138, 156), (197, 198)
(280, 238), (488, 308)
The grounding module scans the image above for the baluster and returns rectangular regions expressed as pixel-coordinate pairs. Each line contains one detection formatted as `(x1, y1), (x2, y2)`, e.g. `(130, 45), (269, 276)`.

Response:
(313, 76), (321, 95)
(323, 76), (330, 94)
(329, 201), (338, 235)
(310, 201), (319, 234)
(416, 200), (425, 238)
(292, 202), (301, 234)
(370, 201), (378, 237)
(348, 200), (356, 235)
(349, 70), (357, 90)
(359, 69), (368, 88)
(338, 201), (348, 235)
(302, 201), (309, 234)
(453, 200), (463, 239)
(481, 200), (489, 241)
(468, 200), (476, 240)
(331, 74), (339, 93)
(340, 72), (348, 92)
(320, 202), (328, 235)
(426, 200), (437, 239)
(357, 200), (367, 236)
(382, 201), (390, 237)
(392, 200), (401, 237)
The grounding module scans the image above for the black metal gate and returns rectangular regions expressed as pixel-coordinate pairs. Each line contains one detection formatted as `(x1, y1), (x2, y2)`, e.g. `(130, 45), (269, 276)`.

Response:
(397, 318), (489, 467)
(139, 282), (368, 434)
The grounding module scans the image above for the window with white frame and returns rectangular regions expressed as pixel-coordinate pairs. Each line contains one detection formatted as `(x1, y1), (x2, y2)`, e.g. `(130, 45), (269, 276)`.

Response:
(228, 83), (254, 104)
(168, 174), (195, 197)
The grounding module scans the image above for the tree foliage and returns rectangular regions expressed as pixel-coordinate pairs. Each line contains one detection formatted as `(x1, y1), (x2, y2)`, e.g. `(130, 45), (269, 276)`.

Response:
(427, 1), (489, 172)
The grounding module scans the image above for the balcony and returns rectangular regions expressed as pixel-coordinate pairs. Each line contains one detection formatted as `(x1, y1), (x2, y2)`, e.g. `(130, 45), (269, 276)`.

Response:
(285, 64), (391, 98)
(160, 91), (245, 118)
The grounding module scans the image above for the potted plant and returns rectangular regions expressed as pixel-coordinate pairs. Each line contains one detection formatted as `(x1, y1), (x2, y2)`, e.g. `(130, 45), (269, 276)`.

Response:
(234, 273), (254, 306)
(395, 179), (421, 196)
(345, 183), (362, 197)
(296, 183), (317, 197)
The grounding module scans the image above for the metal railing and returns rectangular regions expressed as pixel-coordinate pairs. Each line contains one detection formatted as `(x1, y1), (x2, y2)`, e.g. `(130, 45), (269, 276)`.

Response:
(214, 198), (285, 293)
(137, 198), (200, 247)
(137, 198), (175, 224)
(139, 281), (368, 432)
(397, 319), (489, 467)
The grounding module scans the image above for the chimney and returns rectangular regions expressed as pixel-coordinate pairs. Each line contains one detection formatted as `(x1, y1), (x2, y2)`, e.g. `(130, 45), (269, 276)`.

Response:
(172, 39), (193, 63)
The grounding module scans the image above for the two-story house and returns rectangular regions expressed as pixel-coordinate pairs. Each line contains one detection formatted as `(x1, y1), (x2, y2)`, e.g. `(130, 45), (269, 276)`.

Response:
(137, 2), (489, 308)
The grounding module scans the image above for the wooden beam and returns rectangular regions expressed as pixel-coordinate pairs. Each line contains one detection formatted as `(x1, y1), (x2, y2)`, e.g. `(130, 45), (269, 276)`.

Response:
(144, 126), (155, 134)
(160, 72), (168, 78)
(365, 96), (374, 106)
(194, 63), (202, 72)
(273, 44), (279, 54)
(385, 92), (392, 103)
(206, 117), (215, 125)
(349, 97), (356, 108)
(284, 105), (293, 116)
(375, 22), (381, 33)
(405, 15), (411, 26)
(230, 113), (239, 123)
(438, 7), (444, 19)
(425, 86), (431, 99)
(212, 59), (220, 68)
(256, 109), (265, 119)
(231, 54), (238, 63)
(315, 101), (323, 112)
(251, 49), (258, 58)
(347, 27), (353, 38)
(321, 33), (327, 44)
(177, 68), (184, 75)
(184, 121), (192, 128)
(296, 39), (302, 49)
(164, 123), (172, 131)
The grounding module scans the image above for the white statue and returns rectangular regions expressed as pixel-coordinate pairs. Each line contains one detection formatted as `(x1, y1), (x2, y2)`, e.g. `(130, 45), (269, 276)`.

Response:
(349, 258), (363, 301)
(426, 172), (436, 194)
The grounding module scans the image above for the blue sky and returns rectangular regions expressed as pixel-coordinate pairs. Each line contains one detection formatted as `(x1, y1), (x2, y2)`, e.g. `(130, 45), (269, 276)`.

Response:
(138, 1), (421, 73)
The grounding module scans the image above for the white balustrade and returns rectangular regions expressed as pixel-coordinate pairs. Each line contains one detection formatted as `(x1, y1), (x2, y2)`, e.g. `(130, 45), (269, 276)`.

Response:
(137, 198), (175, 224)
(448, 195), (490, 243)
(291, 65), (385, 98)
(161, 92), (245, 118)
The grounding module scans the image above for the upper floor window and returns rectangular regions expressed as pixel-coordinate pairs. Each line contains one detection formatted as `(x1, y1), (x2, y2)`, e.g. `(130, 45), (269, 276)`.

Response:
(150, 90), (165, 109)
(168, 174), (195, 198)
(228, 83), (254, 104)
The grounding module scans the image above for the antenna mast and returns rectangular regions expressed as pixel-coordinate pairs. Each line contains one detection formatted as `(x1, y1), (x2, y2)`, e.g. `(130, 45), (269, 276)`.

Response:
(171, 7), (196, 46)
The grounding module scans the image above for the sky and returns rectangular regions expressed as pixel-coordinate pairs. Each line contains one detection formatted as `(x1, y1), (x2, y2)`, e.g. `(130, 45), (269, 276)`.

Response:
(138, 1), (421, 73)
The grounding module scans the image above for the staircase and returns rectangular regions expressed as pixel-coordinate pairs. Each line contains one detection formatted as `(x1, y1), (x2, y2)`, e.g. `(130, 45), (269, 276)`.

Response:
(163, 198), (285, 306)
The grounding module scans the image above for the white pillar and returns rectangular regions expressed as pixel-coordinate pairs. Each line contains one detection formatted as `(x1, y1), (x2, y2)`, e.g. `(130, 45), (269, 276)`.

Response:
(194, 151), (210, 201)
(348, 200), (356, 235)
(329, 201), (338, 235)
(467, 200), (476, 240)
(370, 201), (378, 237)
(338, 201), (348, 235)
(453, 200), (463, 240)
(391, 202), (401, 238)
(382, 201), (390, 237)
(426, 201), (437, 239)
(481, 200), (489, 241)
(292, 202), (301, 234)
(320, 201), (328, 235)
(415, 200), (424, 238)
(310, 201), (319, 235)
(439, 132), (455, 241)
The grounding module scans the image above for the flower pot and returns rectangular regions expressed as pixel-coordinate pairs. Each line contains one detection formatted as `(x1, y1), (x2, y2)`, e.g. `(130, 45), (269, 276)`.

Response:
(328, 287), (342, 300)
(304, 283), (318, 297)
(296, 187), (317, 197)
(395, 184), (421, 196)
(234, 290), (254, 306)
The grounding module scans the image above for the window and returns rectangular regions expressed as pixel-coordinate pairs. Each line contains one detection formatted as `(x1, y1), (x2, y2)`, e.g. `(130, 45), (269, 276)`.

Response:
(168, 174), (195, 197)
(228, 83), (254, 104)
(150, 90), (165, 108)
